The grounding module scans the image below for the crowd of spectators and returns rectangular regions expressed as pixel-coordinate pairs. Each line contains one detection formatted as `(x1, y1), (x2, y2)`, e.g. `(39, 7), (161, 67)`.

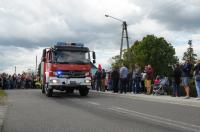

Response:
(0, 73), (39, 89)
(92, 59), (200, 100)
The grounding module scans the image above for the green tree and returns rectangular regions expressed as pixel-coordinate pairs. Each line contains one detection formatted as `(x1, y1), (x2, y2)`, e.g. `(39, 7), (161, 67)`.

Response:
(122, 40), (139, 69)
(111, 55), (123, 68)
(182, 40), (197, 65)
(113, 35), (178, 76)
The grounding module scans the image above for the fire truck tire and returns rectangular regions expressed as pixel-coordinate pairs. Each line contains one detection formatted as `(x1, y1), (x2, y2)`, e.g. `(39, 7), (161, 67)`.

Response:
(79, 87), (89, 96)
(46, 88), (53, 97)
(45, 84), (53, 97)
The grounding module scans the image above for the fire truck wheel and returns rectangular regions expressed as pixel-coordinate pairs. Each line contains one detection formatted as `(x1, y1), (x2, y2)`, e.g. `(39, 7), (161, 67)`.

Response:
(45, 84), (53, 97)
(46, 88), (53, 97)
(79, 87), (89, 96)
(42, 85), (45, 94)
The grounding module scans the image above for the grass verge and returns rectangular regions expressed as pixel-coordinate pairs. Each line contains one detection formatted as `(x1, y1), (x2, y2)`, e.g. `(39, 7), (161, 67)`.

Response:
(0, 89), (6, 97)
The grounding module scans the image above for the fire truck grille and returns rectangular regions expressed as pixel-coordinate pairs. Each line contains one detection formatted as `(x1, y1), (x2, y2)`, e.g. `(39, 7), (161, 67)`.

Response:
(58, 71), (86, 78)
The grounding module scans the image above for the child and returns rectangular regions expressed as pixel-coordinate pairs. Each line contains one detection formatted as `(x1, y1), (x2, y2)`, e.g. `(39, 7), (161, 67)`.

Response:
(154, 76), (160, 85)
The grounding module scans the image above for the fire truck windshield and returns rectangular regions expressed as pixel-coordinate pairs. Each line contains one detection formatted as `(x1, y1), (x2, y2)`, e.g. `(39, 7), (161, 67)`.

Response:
(52, 50), (90, 64)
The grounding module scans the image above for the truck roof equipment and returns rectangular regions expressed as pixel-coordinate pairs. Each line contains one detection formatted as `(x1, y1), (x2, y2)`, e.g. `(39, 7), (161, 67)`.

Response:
(56, 42), (84, 47)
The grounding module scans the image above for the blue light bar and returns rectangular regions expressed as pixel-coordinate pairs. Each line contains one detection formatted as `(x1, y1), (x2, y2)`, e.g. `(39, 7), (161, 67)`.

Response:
(56, 42), (84, 47)
(56, 71), (62, 75)
(56, 42), (66, 46)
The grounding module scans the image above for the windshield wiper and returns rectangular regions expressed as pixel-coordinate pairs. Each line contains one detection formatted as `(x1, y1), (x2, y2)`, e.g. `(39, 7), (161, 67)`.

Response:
(54, 62), (70, 64)
(70, 61), (89, 64)
(53, 61), (89, 64)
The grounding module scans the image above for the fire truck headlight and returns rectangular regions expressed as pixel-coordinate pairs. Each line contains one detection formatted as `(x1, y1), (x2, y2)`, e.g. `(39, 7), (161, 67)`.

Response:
(52, 79), (59, 83)
(85, 79), (91, 83)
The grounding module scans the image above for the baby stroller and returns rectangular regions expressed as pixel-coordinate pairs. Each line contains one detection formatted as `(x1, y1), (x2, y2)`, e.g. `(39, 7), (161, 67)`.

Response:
(153, 77), (169, 95)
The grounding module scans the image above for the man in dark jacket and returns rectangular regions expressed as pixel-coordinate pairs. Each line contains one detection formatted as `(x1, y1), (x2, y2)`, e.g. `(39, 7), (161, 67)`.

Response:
(111, 68), (119, 93)
(95, 69), (102, 91)
(127, 71), (132, 92)
(173, 64), (182, 97)
(101, 69), (106, 92)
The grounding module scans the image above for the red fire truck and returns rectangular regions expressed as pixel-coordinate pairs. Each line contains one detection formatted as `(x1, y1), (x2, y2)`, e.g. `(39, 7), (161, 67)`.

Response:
(39, 42), (96, 97)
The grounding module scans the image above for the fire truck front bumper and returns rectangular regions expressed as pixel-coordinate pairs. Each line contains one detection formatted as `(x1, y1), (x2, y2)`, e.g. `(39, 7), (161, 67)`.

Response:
(48, 77), (91, 87)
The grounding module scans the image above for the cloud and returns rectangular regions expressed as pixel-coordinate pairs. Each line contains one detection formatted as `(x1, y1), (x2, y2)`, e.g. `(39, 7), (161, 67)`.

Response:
(0, 45), (43, 73)
(0, 0), (200, 73)
(0, 0), (142, 49)
(144, 0), (200, 32)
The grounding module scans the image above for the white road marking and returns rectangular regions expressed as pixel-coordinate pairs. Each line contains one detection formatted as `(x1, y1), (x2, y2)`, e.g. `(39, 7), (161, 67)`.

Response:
(108, 107), (200, 132)
(91, 90), (200, 108)
(68, 98), (81, 102)
(87, 101), (100, 106)
(68, 98), (101, 106)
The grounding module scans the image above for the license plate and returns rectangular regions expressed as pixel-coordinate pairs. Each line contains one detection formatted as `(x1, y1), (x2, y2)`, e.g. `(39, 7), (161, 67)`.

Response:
(58, 75), (69, 78)
(70, 81), (76, 84)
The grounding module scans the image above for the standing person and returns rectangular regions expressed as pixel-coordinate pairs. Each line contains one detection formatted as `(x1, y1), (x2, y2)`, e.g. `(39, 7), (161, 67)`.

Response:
(107, 72), (112, 91)
(172, 64), (182, 97)
(16, 74), (21, 89)
(32, 75), (37, 89)
(2, 73), (6, 89)
(7, 75), (12, 89)
(145, 65), (154, 95)
(127, 70), (132, 92)
(0, 74), (2, 88)
(91, 74), (96, 90)
(141, 69), (147, 93)
(95, 65), (102, 91)
(10, 75), (14, 89)
(111, 67), (120, 93)
(182, 60), (192, 99)
(101, 69), (106, 92)
(194, 59), (200, 100)
(12, 74), (17, 89)
(119, 64), (129, 94)
(132, 64), (141, 94)
(27, 75), (32, 88)
(144, 66), (148, 93)
(21, 73), (26, 89)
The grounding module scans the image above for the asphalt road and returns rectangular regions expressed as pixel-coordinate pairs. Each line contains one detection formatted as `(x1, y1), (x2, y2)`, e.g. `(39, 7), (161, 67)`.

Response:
(2, 89), (200, 132)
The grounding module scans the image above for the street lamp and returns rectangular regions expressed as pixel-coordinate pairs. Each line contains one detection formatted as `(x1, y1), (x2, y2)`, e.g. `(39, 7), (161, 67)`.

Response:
(105, 14), (130, 62)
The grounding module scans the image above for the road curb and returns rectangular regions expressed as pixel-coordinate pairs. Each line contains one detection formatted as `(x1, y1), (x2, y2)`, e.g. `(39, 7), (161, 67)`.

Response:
(0, 97), (8, 132)
(90, 90), (200, 108)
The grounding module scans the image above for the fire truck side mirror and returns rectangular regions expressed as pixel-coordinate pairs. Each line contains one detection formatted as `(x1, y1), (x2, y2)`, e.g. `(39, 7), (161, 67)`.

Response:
(42, 57), (46, 62)
(92, 51), (96, 59)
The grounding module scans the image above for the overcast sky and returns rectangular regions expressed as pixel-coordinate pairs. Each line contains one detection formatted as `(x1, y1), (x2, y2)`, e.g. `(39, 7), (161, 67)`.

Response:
(0, 0), (200, 73)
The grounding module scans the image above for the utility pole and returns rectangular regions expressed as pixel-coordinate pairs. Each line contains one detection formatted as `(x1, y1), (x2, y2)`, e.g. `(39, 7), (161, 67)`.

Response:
(105, 14), (130, 62)
(15, 66), (16, 74)
(120, 21), (130, 60)
(36, 55), (37, 74)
